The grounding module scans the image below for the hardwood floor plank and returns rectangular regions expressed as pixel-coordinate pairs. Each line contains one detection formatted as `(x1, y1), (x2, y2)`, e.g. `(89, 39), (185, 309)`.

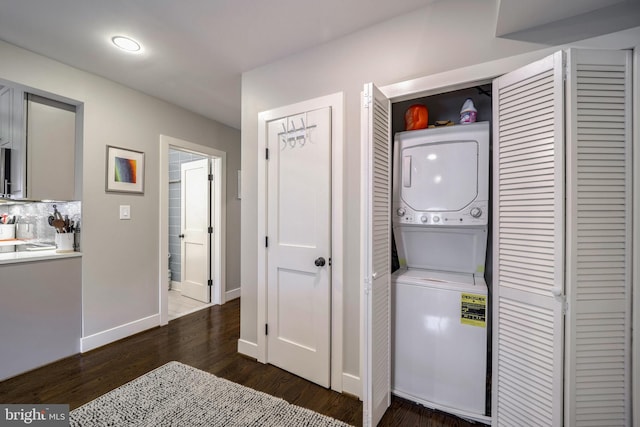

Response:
(0, 298), (479, 426)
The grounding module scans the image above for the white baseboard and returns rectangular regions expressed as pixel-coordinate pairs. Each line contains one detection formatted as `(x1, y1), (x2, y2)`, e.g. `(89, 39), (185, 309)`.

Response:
(81, 314), (160, 353)
(170, 281), (183, 292)
(225, 287), (240, 302)
(342, 373), (362, 399)
(237, 339), (258, 359)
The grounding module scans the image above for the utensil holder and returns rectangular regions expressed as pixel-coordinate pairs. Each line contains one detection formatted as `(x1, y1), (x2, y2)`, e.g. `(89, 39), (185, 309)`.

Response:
(55, 233), (75, 253)
(0, 223), (16, 253)
(0, 223), (15, 240)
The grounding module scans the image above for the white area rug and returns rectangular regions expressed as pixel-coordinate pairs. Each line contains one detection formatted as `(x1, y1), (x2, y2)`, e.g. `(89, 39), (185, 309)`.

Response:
(70, 361), (351, 426)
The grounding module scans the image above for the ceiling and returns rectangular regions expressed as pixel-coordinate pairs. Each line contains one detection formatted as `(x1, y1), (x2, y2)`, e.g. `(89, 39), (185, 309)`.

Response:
(0, 0), (437, 129)
(0, 0), (637, 130)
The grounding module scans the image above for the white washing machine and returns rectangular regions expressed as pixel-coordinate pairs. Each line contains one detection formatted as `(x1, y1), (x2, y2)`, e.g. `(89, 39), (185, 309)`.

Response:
(391, 122), (490, 422)
(392, 269), (488, 419)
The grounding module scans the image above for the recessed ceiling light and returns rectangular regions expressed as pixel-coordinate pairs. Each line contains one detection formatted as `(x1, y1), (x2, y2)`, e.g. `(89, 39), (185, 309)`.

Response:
(111, 36), (142, 53)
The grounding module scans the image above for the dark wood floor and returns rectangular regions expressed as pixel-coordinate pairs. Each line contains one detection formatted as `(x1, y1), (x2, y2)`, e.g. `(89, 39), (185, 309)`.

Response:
(0, 298), (479, 426)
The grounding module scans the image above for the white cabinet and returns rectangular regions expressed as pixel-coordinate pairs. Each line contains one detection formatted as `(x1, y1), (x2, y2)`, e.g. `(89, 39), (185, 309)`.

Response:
(26, 94), (77, 201)
(0, 86), (12, 148)
(0, 257), (82, 381)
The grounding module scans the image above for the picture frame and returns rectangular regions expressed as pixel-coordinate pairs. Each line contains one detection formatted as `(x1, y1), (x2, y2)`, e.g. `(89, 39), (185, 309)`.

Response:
(105, 145), (145, 194)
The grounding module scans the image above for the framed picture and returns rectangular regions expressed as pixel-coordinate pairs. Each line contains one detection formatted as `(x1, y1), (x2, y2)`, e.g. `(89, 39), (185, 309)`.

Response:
(105, 145), (145, 194)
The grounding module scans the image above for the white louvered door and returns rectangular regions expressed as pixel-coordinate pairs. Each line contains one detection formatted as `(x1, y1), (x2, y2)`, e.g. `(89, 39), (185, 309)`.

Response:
(564, 48), (632, 426)
(361, 82), (391, 427)
(492, 51), (565, 427)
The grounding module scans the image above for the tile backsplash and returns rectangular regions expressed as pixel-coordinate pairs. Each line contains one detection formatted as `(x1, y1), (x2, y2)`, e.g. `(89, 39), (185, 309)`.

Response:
(1, 201), (81, 246)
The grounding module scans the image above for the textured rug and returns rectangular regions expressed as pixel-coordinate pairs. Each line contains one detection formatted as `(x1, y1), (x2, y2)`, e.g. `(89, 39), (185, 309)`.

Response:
(70, 361), (351, 426)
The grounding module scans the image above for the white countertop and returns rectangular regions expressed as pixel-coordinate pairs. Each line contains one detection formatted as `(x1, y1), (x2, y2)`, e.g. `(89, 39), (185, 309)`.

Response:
(0, 249), (82, 265)
(0, 239), (28, 247)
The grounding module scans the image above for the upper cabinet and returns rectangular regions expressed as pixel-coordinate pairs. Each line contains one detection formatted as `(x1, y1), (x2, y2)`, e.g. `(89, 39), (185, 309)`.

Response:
(0, 86), (12, 148)
(26, 94), (77, 201)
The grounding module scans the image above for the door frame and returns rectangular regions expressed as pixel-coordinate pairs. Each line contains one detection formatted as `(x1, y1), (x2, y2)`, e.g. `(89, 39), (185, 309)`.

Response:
(256, 92), (345, 392)
(159, 134), (227, 325)
(632, 45), (639, 426)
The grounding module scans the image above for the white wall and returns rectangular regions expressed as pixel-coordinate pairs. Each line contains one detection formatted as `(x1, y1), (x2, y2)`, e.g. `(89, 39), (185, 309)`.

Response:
(240, 0), (640, 379)
(241, 0), (547, 378)
(0, 40), (240, 342)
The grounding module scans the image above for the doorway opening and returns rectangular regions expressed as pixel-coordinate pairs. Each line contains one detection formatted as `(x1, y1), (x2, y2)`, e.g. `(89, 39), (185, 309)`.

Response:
(168, 149), (211, 319)
(159, 135), (226, 325)
(391, 84), (494, 421)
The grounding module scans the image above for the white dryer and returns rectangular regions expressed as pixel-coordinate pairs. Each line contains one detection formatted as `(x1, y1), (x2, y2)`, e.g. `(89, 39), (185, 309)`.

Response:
(391, 122), (490, 422)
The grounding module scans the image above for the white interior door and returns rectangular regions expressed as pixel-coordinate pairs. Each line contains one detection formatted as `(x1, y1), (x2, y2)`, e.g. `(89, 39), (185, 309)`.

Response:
(492, 51), (565, 426)
(266, 108), (332, 387)
(361, 82), (391, 427)
(180, 158), (211, 303)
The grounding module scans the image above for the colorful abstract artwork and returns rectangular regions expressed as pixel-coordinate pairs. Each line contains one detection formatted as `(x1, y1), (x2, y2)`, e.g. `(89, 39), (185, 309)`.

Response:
(106, 146), (145, 193)
(114, 157), (137, 183)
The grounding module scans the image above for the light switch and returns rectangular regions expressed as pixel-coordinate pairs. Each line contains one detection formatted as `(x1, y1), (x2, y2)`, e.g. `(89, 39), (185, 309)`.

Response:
(119, 205), (131, 220)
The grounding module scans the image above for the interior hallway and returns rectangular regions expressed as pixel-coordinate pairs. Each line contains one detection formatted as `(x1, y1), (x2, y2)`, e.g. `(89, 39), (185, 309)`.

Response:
(0, 298), (478, 426)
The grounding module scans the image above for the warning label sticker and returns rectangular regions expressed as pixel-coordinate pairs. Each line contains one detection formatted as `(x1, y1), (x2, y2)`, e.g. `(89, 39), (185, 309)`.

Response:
(461, 293), (486, 327)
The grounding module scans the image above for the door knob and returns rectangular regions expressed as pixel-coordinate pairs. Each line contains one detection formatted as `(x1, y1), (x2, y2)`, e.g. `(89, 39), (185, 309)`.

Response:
(178, 234), (185, 239)
(314, 257), (326, 267)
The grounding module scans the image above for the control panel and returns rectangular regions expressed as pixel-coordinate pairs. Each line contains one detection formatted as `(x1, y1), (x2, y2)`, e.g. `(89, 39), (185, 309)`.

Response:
(393, 201), (488, 226)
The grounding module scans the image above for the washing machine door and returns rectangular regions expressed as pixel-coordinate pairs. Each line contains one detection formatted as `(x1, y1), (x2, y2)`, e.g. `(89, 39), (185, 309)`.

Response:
(401, 140), (478, 212)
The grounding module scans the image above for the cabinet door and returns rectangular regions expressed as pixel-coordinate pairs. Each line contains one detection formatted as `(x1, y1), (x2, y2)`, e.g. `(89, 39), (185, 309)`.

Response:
(27, 94), (76, 200)
(492, 51), (565, 427)
(0, 86), (11, 148)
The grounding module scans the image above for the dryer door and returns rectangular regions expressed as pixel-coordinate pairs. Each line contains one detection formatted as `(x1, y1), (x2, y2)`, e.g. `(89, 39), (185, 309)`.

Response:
(401, 140), (478, 212)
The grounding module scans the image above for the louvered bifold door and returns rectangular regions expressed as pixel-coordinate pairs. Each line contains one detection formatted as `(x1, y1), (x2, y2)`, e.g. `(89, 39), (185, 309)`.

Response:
(564, 48), (632, 427)
(492, 51), (565, 427)
(361, 82), (391, 427)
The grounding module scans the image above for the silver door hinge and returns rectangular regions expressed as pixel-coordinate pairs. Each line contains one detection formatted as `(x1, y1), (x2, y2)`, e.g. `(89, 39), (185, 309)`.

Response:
(364, 281), (372, 295)
(363, 93), (371, 109)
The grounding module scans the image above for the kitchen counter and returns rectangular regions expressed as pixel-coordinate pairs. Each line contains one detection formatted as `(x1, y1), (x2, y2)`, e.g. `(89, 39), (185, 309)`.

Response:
(0, 249), (81, 265)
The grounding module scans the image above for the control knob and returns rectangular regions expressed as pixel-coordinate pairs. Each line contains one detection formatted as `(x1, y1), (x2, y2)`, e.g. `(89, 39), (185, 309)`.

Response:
(432, 216), (440, 223)
(420, 215), (428, 223)
(470, 207), (482, 218)
(396, 208), (406, 217)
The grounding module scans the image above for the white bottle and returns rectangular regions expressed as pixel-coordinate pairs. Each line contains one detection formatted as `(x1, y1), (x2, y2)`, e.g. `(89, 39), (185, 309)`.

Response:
(460, 98), (477, 124)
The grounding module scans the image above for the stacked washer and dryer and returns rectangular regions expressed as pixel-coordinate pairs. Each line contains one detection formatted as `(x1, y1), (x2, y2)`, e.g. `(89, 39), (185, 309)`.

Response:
(391, 121), (490, 423)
